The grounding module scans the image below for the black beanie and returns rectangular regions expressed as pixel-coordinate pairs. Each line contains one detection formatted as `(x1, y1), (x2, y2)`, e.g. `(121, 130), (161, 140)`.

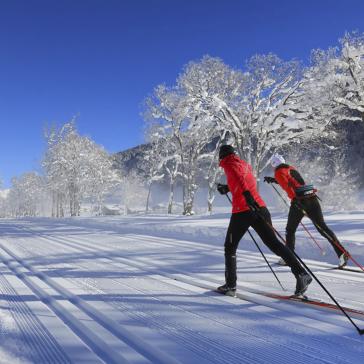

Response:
(219, 145), (235, 160)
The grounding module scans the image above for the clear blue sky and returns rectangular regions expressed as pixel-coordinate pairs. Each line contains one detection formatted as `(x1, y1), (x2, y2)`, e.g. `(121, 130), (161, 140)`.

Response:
(1, 0), (364, 187)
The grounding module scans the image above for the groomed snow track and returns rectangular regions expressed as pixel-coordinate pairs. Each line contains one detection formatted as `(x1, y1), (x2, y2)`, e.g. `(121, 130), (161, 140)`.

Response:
(0, 218), (363, 364)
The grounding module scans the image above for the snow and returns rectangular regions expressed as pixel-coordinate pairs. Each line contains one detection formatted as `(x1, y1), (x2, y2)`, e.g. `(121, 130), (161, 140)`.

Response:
(0, 212), (363, 363)
(0, 189), (9, 199)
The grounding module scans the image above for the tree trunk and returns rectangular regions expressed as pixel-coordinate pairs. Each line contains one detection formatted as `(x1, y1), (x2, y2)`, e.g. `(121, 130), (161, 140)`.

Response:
(183, 180), (196, 215)
(145, 183), (152, 213)
(167, 179), (176, 214)
(207, 184), (215, 214)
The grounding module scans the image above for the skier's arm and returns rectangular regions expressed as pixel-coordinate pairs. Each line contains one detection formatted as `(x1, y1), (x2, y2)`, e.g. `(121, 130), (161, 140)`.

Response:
(275, 170), (290, 189)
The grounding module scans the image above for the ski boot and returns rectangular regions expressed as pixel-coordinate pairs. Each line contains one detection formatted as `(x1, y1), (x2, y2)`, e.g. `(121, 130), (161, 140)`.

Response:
(295, 272), (312, 296)
(217, 283), (236, 296)
(217, 254), (237, 296)
(277, 257), (287, 266)
(338, 253), (349, 269)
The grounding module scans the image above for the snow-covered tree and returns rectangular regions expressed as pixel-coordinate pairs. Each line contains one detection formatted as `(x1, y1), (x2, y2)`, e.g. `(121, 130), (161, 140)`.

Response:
(285, 139), (359, 211)
(118, 170), (148, 215)
(143, 35), (363, 214)
(43, 120), (116, 217)
(144, 85), (193, 214)
(140, 133), (165, 213)
(178, 55), (329, 180)
(300, 33), (364, 127)
(7, 172), (47, 217)
(145, 81), (224, 215)
(202, 137), (225, 213)
(84, 147), (119, 215)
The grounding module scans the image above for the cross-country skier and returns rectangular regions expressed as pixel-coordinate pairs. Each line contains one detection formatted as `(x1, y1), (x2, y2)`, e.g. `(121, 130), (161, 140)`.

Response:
(216, 145), (312, 296)
(264, 153), (349, 268)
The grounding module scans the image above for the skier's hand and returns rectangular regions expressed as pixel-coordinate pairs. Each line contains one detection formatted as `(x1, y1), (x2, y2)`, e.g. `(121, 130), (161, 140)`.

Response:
(217, 183), (229, 195)
(264, 176), (277, 184)
(243, 191), (259, 211)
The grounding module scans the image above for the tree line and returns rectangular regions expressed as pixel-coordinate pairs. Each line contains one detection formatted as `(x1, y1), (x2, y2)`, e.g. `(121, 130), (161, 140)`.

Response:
(1, 32), (363, 217)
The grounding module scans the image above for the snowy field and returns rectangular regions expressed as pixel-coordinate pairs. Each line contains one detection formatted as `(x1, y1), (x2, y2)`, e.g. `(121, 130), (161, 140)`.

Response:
(0, 212), (364, 363)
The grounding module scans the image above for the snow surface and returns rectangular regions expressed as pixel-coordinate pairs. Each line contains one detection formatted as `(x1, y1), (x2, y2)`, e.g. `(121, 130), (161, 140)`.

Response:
(0, 212), (364, 363)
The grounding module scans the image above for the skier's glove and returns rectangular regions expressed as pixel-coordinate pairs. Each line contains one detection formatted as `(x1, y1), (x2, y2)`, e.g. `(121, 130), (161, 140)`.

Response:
(217, 183), (229, 195)
(243, 191), (259, 211)
(264, 176), (277, 184)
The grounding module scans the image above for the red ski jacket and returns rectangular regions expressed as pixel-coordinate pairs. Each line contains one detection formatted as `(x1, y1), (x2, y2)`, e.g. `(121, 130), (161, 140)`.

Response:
(219, 154), (266, 213)
(274, 164), (305, 200)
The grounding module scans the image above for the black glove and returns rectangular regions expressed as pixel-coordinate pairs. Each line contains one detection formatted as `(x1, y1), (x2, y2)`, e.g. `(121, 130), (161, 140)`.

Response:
(264, 176), (277, 184)
(243, 191), (259, 211)
(217, 183), (229, 195)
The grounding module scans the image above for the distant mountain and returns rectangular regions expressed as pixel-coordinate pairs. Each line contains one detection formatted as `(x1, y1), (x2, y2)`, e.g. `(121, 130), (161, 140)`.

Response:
(112, 143), (151, 175)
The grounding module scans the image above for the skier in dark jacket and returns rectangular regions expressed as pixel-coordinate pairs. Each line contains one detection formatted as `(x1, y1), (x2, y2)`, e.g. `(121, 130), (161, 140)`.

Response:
(264, 153), (349, 268)
(216, 145), (312, 296)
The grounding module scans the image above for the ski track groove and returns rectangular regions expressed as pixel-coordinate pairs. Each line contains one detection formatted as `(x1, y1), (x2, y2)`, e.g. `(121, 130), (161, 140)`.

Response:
(8, 222), (364, 311)
(14, 220), (364, 278)
(0, 272), (72, 364)
(99, 232), (364, 305)
(9, 221), (362, 308)
(7, 235), (310, 364)
(48, 230), (364, 327)
(11, 241), (348, 364)
(0, 241), (184, 364)
(0, 246), (133, 364)
(126, 233), (364, 279)
(43, 238), (364, 363)
(10, 224), (364, 364)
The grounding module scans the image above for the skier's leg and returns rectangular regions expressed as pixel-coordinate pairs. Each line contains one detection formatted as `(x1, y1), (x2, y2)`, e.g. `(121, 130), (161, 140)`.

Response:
(303, 197), (346, 258)
(223, 212), (253, 287)
(251, 208), (305, 277)
(285, 202), (304, 251)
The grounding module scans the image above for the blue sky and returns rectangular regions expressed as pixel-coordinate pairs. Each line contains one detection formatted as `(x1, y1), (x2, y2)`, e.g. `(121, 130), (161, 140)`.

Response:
(1, 0), (364, 187)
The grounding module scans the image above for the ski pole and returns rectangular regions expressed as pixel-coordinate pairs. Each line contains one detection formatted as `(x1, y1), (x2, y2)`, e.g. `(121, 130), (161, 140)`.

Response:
(252, 206), (364, 335)
(269, 183), (326, 255)
(247, 229), (286, 291)
(225, 194), (286, 291)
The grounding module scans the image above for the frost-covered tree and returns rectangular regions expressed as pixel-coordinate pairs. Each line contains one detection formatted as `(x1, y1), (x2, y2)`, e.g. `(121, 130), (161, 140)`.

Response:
(178, 55), (328, 180)
(143, 38), (362, 214)
(336, 33), (364, 122)
(285, 138), (359, 211)
(118, 170), (147, 215)
(162, 137), (181, 214)
(301, 33), (364, 126)
(180, 119), (215, 215)
(7, 172), (46, 217)
(43, 120), (116, 217)
(145, 82), (224, 215)
(84, 147), (119, 215)
(202, 137), (225, 213)
(144, 87), (183, 213)
(140, 132), (165, 213)
(145, 85), (198, 214)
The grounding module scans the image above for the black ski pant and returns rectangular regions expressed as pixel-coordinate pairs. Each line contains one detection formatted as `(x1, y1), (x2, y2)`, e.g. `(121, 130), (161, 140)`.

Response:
(286, 196), (345, 257)
(224, 207), (305, 287)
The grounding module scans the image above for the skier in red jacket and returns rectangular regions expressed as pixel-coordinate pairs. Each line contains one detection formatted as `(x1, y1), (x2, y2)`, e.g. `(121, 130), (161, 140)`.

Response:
(264, 153), (349, 268)
(217, 145), (312, 296)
